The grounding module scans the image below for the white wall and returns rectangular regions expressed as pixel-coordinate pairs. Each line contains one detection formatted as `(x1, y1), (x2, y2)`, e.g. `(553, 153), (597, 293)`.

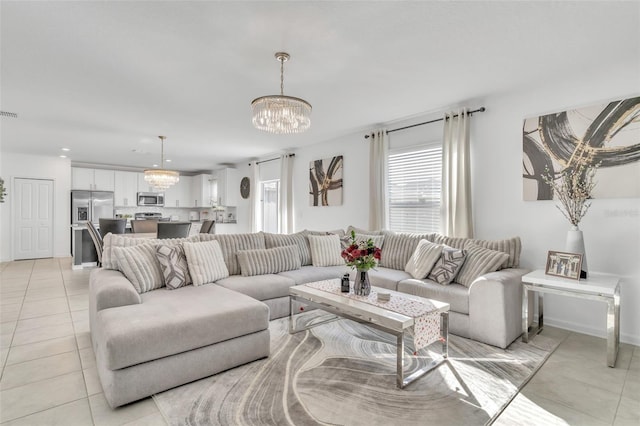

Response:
(472, 66), (640, 345)
(0, 153), (72, 261)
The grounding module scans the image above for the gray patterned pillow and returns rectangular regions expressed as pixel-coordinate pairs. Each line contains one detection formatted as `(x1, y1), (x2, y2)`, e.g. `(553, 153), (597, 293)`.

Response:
(427, 246), (467, 285)
(455, 243), (510, 287)
(113, 244), (164, 294)
(156, 244), (192, 290)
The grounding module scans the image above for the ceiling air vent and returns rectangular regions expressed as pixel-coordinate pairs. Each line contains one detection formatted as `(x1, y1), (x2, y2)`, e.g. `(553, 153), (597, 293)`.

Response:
(0, 111), (18, 118)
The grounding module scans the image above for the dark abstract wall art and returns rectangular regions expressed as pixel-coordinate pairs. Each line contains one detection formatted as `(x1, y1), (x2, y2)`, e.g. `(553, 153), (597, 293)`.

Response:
(309, 155), (343, 206)
(523, 96), (640, 200)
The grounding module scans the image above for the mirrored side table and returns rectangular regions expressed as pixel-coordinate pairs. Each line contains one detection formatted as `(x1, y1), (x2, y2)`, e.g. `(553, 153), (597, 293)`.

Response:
(521, 269), (620, 367)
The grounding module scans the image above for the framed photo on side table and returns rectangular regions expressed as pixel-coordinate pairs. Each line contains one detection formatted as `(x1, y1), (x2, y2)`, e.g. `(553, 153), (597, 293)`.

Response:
(545, 251), (583, 280)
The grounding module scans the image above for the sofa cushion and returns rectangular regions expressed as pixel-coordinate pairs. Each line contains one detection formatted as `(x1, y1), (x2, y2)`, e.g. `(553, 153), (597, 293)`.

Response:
(237, 245), (302, 277)
(398, 278), (469, 314)
(364, 267), (412, 291)
(264, 232), (312, 266)
(278, 265), (350, 285)
(428, 246), (467, 285)
(102, 233), (199, 270)
(465, 236), (521, 269)
(155, 244), (192, 289)
(308, 234), (344, 267)
(112, 244), (164, 294)
(214, 274), (296, 301)
(404, 239), (444, 279)
(433, 234), (467, 249)
(379, 232), (436, 270)
(95, 284), (269, 370)
(183, 240), (229, 285)
(455, 243), (509, 287)
(199, 233), (266, 276)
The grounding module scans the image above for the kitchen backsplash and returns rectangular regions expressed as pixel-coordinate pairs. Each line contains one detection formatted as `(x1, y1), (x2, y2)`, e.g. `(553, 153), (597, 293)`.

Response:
(115, 206), (237, 223)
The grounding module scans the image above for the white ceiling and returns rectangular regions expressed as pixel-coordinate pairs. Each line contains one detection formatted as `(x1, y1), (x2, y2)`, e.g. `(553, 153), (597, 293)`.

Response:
(1, 1), (638, 173)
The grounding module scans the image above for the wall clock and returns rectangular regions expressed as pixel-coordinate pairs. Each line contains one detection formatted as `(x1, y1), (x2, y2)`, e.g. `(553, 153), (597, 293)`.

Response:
(240, 177), (250, 199)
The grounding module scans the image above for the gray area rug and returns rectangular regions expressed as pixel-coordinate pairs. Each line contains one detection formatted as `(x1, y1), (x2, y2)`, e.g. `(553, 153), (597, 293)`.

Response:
(154, 313), (560, 426)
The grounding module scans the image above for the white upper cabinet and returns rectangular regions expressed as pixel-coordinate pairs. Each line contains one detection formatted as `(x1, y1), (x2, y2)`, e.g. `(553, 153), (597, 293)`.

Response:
(165, 175), (192, 208)
(72, 167), (115, 191)
(215, 168), (238, 207)
(191, 174), (213, 208)
(114, 171), (138, 207)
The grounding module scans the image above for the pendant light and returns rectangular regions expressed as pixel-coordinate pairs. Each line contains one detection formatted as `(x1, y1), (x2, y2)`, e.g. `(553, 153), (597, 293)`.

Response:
(251, 52), (312, 134)
(144, 136), (179, 190)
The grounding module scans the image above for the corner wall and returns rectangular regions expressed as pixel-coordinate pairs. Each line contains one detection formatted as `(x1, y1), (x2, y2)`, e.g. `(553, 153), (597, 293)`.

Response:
(0, 153), (72, 261)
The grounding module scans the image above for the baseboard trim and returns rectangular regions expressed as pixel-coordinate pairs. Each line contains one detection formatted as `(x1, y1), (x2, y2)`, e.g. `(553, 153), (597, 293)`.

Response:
(545, 317), (639, 347)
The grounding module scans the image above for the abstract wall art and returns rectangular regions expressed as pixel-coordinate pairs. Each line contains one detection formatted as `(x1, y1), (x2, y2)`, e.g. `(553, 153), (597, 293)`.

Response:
(309, 155), (343, 206)
(522, 96), (640, 200)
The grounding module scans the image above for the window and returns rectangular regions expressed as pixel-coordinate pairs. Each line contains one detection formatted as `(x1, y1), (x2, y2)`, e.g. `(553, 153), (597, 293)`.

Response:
(387, 143), (441, 233)
(261, 179), (280, 233)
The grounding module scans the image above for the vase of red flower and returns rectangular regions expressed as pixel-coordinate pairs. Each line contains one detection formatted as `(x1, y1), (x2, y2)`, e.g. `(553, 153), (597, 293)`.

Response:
(340, 230), (382, 296)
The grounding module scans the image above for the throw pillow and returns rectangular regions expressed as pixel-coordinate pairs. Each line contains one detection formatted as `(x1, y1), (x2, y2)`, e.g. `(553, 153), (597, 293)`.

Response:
(307, 234), (344, 267)
(464, 236), (522, 269)
(455, 243), (510, 287)
(183, 240), (229, 286)
(113, 244), (164, 294)
(237, 245), (302, 277)
(102, 233), (200, 270)
(155, 244), (192, 290)
(433, 234), (468, 249)
(404, 239), (444, 279)
(198, 233), (266, 276)
(264, 232), (312, 266)
(346, 225), (384, 236)
(340, 233), (385, 250)
(428, 245), (467, 285)
(380, 232), (435, 270)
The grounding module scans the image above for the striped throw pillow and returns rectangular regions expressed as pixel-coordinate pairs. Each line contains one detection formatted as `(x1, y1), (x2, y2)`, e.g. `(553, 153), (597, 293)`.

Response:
(264, 232), (312, 266)
(455, 243), (510, 287)
(155, 244), (192, 290)
(308, 234), (344, 267)
(198, 233), (266, 276)
(237, 245), (302, 277)
(428, 246), (467, 285)
(465, 237), (522, 269)
(102, 233), (200, 270)
(113, 244), (164, 294)
(379, 232), (436, 270)
(183, 240), (229, 286)
(405, 239), (444, 279)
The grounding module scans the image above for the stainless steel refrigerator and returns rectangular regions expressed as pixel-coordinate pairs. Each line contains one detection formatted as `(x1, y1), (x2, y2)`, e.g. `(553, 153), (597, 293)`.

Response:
(71, 191), (115, 224)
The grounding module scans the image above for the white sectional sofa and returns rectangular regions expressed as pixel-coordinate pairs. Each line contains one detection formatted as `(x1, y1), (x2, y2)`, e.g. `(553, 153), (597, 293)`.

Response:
(89, 228), (528, 407)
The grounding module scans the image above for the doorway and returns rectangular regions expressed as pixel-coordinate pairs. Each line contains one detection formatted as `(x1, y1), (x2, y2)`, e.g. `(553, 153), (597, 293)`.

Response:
(13, 178), (54, 260)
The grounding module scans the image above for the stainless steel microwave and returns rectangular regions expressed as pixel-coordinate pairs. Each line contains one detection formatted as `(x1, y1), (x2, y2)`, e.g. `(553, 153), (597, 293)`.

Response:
(137, 192), (165, 207)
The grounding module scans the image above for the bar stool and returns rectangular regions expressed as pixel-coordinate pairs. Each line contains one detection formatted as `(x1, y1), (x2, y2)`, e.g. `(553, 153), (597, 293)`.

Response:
(157, 222), (192, 239)
(98, 218), (127, 238)
(131, 219), (159, 234)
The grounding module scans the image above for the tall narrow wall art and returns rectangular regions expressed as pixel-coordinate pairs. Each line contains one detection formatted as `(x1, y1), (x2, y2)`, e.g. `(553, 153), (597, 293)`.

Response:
(309, 155), (343, 206)
(522, 96), (640, 200)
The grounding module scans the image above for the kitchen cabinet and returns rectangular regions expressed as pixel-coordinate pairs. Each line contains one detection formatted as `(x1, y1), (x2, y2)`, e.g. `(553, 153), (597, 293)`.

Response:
(114, 171), (138, 207)
(191, 174), (214, 208)
(213, 168), (238, 207)
(165, 175), (193, 208)
(72, 167), (115, 191)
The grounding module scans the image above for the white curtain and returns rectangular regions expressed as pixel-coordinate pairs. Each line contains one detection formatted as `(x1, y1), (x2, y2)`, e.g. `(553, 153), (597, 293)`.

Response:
(369, 129), (389, 230)
(441, 108), (474, 238)
(279, 153), (294, 234)
(249, 162), (260, 232)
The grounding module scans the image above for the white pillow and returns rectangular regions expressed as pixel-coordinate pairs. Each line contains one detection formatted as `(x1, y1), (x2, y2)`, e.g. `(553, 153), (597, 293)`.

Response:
(113, 244), (164, 294)
(307, 234), (344, 267)
(183, 240), (229, 286)
(405, 239), (444, 279)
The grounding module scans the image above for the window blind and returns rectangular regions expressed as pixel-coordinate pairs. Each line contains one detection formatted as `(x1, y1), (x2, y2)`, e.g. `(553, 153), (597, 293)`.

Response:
(387, 145), (441, 233)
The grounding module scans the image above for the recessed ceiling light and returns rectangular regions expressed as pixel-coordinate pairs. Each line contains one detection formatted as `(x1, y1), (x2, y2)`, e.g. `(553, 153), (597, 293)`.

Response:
(61, 148), (70, 152)
(153, 164), (159, 167)
(59, 155), (67, 158)
(165, 159), (172, 162)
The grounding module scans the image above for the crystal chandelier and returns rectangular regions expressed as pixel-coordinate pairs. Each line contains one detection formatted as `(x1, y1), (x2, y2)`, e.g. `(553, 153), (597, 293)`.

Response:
(251, 52), (312, 134)
(144, 136), (179, 190)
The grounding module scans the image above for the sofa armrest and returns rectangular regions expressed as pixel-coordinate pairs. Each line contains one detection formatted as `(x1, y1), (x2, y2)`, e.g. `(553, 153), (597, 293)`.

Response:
(90, 269), (141, 312)
(468, 268), (529, 348)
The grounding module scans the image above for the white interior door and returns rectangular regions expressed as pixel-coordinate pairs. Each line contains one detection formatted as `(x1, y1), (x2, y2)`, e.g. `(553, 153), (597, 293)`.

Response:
(14, 178), (54, 260)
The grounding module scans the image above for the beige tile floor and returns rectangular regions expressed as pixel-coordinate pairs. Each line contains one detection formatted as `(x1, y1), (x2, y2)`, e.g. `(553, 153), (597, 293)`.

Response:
(0, 258), (638, 425)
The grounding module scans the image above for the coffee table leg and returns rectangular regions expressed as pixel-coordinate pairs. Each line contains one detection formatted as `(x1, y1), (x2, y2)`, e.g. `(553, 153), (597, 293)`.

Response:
(441, 312), (449, 359)
(522, 286), (529, 343)
(397, 333), (404, 388)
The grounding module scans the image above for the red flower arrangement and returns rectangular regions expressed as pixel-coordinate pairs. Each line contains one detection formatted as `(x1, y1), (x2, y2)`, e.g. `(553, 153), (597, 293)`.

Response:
(340, 230), (382, 271)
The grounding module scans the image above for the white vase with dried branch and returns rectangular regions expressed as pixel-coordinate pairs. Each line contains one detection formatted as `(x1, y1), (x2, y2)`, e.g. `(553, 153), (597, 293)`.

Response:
(543, 162), (599, 279)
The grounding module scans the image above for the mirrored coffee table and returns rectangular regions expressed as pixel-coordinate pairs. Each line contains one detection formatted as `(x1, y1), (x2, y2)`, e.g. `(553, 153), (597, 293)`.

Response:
(289, 279), (450, 388)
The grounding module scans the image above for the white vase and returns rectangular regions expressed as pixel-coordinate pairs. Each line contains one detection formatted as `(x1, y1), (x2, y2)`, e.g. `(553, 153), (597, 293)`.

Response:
(565, 225), (588, 279)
